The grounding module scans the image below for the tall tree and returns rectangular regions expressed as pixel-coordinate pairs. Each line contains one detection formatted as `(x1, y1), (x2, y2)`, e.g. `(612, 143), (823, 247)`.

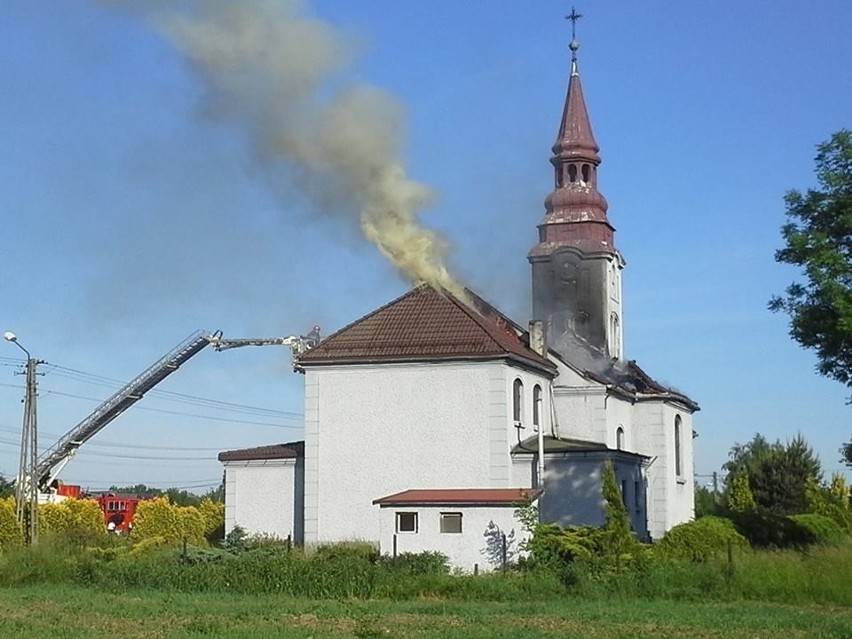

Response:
(769, 129), (852, 389)
(723, 433), (822, 516)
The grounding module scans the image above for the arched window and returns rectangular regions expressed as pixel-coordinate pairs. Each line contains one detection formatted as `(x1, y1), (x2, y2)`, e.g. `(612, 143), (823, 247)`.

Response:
(616, 426), (624, 450)
(532, 385), (543, 428)
(568, 164), (578, 183)
(582, 164), (590, 183)
(513, 379), (524, 425)
(610, 313), (621, 359)
(674, 415), (683, 477)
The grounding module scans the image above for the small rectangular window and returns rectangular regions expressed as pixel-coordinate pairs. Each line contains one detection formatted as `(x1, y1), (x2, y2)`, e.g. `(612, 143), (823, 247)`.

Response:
(440, 512), (462, 534)
(396, 512), (418, 533)
(621, 480), (628, 508)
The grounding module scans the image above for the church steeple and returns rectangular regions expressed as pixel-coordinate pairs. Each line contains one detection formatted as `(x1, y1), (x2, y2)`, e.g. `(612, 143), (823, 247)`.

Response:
(529, 11), (625, 363)
(533, 10), (613, 257)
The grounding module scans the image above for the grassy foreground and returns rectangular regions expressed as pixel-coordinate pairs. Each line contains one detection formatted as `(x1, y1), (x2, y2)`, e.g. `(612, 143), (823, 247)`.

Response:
(0, 584), (850, 639)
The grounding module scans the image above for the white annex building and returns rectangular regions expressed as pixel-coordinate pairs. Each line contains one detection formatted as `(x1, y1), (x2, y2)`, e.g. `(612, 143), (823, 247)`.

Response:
(219, 34), (698, 571)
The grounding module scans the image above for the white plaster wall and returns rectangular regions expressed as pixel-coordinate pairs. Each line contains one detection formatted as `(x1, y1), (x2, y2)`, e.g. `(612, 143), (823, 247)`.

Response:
(303, 361), (551, 544)
(223, 459), (297, 540)
(377, 504), (532, 573)
(551, 383), (608, 442)
(604, 395), (635, 451)
(633, 401), (695, 539)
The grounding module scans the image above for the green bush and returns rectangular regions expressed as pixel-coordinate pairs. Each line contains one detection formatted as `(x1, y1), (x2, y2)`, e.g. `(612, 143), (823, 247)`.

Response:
(657, 516), (748, 562)
(728, 511), (817, 548)
(527, 523), (603, 566)
(788, 514), (847, 544)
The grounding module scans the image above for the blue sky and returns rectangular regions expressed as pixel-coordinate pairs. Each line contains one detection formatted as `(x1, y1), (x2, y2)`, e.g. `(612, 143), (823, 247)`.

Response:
(1, 1), (850, 494)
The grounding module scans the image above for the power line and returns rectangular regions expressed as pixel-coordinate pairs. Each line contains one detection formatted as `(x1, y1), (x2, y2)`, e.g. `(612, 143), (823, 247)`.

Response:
(43, 363), (303, 417)
(39, 389), (302, 428)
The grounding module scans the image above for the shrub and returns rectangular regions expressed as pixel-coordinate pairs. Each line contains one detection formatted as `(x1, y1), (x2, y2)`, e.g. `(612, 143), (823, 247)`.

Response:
(0, 497), (23, 550)
(728, 511), (816, 548)
(788, 513), (847, 544)
(656, 516), (748, 561)
(806, 476), (852, 532)
(197, 498), (225, 542)
(527, 523), (603, 566)
(132, 497), (206, 545)
(40, 498), (106, 544)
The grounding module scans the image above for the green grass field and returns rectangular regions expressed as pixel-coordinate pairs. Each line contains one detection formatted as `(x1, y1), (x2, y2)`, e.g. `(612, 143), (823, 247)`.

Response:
(0, 584), (850, 639)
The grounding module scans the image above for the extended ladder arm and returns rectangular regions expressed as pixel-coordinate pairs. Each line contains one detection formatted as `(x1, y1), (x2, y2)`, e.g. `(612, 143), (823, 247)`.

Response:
(35, 331), (214, 490)
(208, 326), (320, 357)
(35, 326), (320, 490)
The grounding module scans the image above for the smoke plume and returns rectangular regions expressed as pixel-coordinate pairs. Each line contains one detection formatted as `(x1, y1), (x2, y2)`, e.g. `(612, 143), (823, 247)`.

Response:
(113, 0), (465, 298)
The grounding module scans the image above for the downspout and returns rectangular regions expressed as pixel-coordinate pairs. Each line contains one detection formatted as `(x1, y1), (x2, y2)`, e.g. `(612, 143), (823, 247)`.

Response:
(528, 320), (549, 494)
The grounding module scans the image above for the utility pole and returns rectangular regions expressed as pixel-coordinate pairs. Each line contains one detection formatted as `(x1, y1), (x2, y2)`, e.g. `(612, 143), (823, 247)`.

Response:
(4, 331), (42, 545)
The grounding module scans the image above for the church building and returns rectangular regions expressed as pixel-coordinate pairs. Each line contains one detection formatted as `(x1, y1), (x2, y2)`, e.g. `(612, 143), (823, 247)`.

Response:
(219, 29), (698, 571)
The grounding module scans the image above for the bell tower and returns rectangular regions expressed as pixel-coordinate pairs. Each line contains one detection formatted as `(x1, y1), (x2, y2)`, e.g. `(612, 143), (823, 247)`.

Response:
(529, 10), (625, 363)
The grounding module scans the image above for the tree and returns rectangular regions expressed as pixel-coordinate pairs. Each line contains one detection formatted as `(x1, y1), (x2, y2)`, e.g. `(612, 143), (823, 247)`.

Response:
(723, 433), (822, 515)
(0, 473), (13, 499)
(769, 129), (852, 389)
(600, 461), (638, 563)
(726, 473), (756, 513)
(842, 440), (852, 468)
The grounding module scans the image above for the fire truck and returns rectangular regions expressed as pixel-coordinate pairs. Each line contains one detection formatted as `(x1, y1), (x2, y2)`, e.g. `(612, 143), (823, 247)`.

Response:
(24, 327), (319, 530)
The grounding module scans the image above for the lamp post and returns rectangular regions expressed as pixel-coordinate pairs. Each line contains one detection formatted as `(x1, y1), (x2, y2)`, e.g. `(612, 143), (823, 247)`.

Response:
(3, 331), (41, 544)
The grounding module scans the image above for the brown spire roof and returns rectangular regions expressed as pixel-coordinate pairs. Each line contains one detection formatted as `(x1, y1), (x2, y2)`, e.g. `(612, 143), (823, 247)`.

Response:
(297, 285), (555, 374)
(553, 69), (600, 164)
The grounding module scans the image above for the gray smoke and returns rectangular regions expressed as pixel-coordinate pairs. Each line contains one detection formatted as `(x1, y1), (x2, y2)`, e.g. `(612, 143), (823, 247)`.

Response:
(108, 0), (465, 298)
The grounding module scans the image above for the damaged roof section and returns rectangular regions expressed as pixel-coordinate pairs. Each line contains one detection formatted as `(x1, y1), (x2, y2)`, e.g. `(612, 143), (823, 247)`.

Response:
(582, 359), (699, 411)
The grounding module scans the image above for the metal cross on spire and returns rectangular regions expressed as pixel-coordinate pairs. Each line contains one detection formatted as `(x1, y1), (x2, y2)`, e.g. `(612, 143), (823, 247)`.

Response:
(566, 6), (583, 41)
(566, 7), (582, 68)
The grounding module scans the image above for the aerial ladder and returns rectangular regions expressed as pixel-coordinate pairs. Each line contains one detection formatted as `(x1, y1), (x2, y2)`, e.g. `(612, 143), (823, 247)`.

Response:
(31, 327), (320, 496)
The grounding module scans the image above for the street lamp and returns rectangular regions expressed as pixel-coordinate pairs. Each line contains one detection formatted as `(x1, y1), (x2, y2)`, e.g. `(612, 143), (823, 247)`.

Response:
(4, 331), (40, 544)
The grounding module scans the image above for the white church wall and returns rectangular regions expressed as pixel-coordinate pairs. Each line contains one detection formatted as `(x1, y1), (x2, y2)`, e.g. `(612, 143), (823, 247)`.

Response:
(551, 383), (608, 442)
(633, 401), (695, 539)
(605, 394), (635, 451)
(223, 459), (300, 542)
(303, 361), (548, 544)
(377, 504), (531, 573)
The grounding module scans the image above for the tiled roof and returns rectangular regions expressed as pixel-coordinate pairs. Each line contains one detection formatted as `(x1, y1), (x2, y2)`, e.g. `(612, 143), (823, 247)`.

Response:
(373, 488), (542, 506)
(217, 440), (304, 462)
(297, 285), (555, 374)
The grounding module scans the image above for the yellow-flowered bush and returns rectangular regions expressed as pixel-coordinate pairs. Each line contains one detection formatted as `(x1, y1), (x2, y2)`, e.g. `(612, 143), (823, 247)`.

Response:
(197, 498), (225, 540)
(40, 498), (106, 542)
(0, 497), (23, 550)
(132, 497), (206, 545)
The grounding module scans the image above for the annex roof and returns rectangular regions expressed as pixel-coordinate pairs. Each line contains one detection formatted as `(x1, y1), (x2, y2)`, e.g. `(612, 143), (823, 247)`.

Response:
(511, 435), (649, 460)
(297, 285), (556, 374)
(217, 440), (304, 462)
(373, 488), (543, 507)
